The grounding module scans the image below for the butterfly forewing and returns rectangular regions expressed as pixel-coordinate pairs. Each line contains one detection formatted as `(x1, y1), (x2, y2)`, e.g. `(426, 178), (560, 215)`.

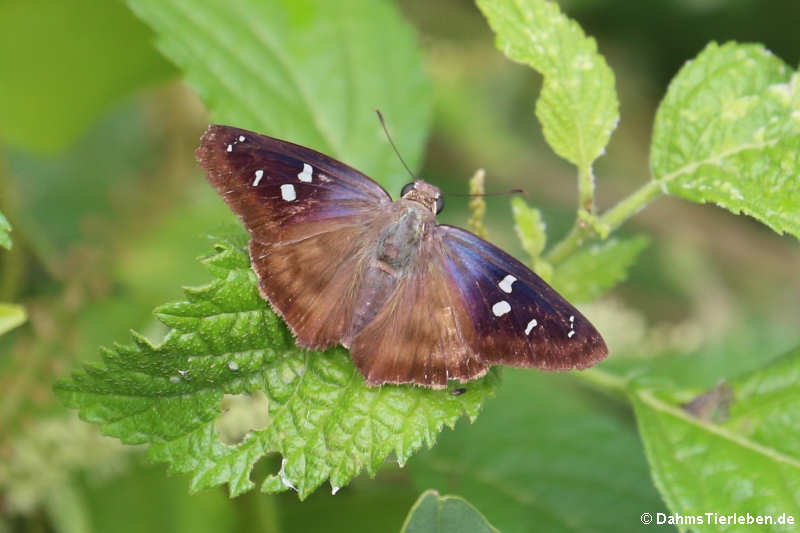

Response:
(439, 225), (608, 370)
(196, 125), (392, 348)
(196, 125), (391, 241)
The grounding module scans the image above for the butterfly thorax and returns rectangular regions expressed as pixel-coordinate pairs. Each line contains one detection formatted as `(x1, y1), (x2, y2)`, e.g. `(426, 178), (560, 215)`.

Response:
(376, 202), (433, 271)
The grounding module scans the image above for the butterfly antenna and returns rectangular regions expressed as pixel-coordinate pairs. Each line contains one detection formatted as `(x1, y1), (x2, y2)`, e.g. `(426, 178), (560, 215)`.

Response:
(448, 189), (527, 197)
(375, 109), (416, 180)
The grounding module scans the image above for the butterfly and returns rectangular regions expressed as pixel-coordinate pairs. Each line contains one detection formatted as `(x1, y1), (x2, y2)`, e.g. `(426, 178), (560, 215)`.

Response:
(196, 125), (608, 389)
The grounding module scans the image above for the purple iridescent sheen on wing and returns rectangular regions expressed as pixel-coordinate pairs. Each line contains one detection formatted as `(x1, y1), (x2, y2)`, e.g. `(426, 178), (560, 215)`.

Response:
(440, 225), (607, 370)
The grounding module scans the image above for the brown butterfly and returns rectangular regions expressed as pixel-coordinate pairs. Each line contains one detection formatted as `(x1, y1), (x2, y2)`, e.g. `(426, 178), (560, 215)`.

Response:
(196, 125), (607, 389)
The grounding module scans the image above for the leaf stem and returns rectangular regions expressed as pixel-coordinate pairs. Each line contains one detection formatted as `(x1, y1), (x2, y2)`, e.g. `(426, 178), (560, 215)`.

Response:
(574, 367), (630, 401)
(546, 179), (663, 265)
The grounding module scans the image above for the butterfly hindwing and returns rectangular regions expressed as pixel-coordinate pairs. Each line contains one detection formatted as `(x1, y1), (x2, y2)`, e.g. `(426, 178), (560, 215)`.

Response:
(347, 233), (486, 388)
(248, 220), (384, 349)
(196, 125), (392, 348)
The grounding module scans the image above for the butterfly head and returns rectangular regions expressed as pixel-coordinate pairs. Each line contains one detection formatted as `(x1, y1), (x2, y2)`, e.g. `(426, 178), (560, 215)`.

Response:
(400, 180), (444, 215)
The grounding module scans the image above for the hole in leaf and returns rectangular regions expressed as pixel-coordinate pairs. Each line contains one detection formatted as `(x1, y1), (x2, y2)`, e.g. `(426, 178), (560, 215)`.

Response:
(250, 452), (283, 491)
(215, 391), (269, 445)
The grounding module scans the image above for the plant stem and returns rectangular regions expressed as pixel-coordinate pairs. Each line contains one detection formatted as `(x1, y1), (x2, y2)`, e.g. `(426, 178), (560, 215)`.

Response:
(467, 169), (488, 239)
(577, 163), (595, 214)
(546, 178), (663, 265)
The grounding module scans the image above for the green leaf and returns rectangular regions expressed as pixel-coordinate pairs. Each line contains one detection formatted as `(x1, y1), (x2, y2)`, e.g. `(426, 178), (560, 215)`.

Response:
(401, 490), (500, 533)
(0, 0), (175, 153)
(476, 0), (619, 169)
(726, 346), (800, 458)
(632, 346), (800, 532)
(510, 197), (552, 280)
(511, 197), (546, 260)
(550, 236), (649, 302)
(56, 236), (497, 499)
(651, 42), (800, 238)
(128, 0), (432, 196)
(0, 210), (11, 250)
(411, 370), (666, 533)
(0, 303), (26, 337)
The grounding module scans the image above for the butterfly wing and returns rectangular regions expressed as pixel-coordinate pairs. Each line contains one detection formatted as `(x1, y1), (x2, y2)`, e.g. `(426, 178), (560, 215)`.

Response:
(439, 225), (608, 371)
(196, 125), (392, 349)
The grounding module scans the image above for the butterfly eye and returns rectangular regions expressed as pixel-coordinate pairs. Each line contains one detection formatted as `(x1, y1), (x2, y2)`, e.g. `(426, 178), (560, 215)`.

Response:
(401, 182), (415, 197)
(435, 195), (445, 214)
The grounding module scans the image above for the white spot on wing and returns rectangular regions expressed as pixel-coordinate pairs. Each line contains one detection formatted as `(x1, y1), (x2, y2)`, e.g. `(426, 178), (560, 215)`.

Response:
(253, 169), (264, 186)
(298, 163), (313, 182)
(331, 486), (340, 495)
(568, 330), (575, 338)
(238, 135), (245, 142)
(226, 144), (233, 152)
(498, 274), (517, 293)
(280, 183), (296, 201)
(525, 319), (537, 335)
(492, 301), (511, 317)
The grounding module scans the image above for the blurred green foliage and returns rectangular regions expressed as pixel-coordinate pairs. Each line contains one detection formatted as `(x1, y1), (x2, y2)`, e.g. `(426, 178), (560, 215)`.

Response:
(0, 303), (25, 337)
(0, 211), (10, 250)
(1, 0), (799, 532)
(126, 0), (431, 196)
(0, 0), (176, 153)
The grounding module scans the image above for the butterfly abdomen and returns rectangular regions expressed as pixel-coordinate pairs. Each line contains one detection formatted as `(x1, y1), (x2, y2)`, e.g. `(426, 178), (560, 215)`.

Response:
(344, 202), (434, 342)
